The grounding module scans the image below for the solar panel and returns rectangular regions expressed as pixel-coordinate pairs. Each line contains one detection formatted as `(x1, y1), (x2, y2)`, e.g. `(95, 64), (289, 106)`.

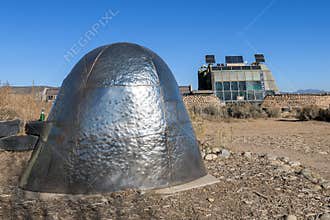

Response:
(225, 56), (244, 64)
(205, 55), (215, 64)
(255, 54), (265, 63)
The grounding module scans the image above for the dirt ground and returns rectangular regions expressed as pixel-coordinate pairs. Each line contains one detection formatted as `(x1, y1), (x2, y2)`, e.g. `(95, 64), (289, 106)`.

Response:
(0, 119), (329, 219)
(195, 118), (330, 180)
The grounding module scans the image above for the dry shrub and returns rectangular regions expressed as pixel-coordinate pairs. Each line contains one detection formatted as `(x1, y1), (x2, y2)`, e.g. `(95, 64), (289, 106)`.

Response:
(265, 107), (281, 118)
(288, 108), (300, 118)
(0, 85), (17, 120)
(319, 108), (330, 122)
(188, 104), (228, 119)
(298, 105), (321, 121)
(202, 105), (228, 118)
(0, 108), (20, 121)
(0, 84), (11, 108)
(297, 105), (330, 122)
(188, 103), (283, 120)
(193, 120), (206, 140)
(227, 103), (265, 119)
(0, 85), (52, 121)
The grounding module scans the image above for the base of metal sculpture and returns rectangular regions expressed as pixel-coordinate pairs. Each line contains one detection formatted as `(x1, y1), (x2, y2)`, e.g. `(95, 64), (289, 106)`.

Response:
(154, 174), (219, 194)
(21, 174), (218, 200)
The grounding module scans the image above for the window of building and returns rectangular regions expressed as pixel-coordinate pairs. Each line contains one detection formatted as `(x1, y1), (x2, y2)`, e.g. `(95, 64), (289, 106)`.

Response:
(223, 82), (231, 91)
(232, 66), (241, 70)
(255, 92), (264, 100)
(239, 81), (246, 91)
(224, 91), (231, 100)
(247, 91), (255, 100)
(246, 81), (262, 91)
(242, 66), (252, 70)
(239, 91), (246, 98)
(252, 65), (261, 70)
(215, 82), (223, 91)
(231, 91), (239, 100)
(230, 81), (238, 90)
(214, 79), (265, 102)
(216, 92), (224, 101)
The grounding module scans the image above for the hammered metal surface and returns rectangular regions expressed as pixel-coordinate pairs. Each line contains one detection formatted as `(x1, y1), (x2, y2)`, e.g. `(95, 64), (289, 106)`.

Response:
(20, 43), (206, 194)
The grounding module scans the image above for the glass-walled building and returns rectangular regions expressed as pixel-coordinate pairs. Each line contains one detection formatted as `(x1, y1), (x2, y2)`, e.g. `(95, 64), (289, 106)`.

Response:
(198, 54), (278, 103)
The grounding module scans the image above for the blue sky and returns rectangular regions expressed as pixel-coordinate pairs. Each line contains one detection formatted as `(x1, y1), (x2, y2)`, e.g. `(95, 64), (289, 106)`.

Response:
(0, 0), (329, 91)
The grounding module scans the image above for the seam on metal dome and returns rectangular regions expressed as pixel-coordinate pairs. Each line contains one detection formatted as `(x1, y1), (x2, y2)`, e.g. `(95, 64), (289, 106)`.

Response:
(85, 45), (111, 85)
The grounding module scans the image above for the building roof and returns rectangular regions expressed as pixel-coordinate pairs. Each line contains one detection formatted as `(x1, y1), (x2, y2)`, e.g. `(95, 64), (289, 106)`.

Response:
(179, 85), (192, 95)
(45, 88), (59, 96)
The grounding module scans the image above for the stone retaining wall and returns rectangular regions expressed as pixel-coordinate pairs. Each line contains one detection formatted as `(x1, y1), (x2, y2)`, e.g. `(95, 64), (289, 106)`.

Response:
(262, 94), (330, 109)
(183, 93), (330, 110)
(182, 94), (223, 110)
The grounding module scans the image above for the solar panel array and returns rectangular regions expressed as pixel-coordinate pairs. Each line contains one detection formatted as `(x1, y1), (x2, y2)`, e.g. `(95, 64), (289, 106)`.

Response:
(255, 54), (265, 63)
(205, 55), (216, 64)
(225, 56), (244, 64)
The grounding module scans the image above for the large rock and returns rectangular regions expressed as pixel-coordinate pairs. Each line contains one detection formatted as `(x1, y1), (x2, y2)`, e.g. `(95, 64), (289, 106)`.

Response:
(219, 149), (231, 158)
(0, 135), (38, 151)
(320, 213), (330, 220)
(300, 169), (318, 184)
(205, 154), (217, 161)
(322, 182), (330, 190)
(284, 215), (297, 220)
(0, 119), (21, 138)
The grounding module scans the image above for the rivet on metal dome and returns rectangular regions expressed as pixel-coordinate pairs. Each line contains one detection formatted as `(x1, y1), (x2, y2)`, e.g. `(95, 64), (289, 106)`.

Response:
(20, 42), (206, 194)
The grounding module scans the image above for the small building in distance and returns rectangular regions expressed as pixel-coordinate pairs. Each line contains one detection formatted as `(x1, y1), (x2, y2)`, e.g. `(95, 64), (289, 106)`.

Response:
(179, 85), (193, 96)
(42, 87), (60, 102)
(198, 54), (279, 103)
(9, 86), (59, 102)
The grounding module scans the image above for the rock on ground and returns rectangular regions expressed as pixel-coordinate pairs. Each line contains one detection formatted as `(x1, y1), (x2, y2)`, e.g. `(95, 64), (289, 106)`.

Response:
(320, 213), (330, 220)
(205, 153), (217, 161)
(219, 149), (231, 158)
(284, 215), (297, 220)
(0, 150), (329, 219)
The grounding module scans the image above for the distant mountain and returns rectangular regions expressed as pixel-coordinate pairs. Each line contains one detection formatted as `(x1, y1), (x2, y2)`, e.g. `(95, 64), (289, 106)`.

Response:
(280, 89), (329, 94)
(295, 89), (329, 94)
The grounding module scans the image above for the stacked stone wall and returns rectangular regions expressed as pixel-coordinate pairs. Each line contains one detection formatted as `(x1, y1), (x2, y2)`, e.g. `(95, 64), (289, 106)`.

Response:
(262, 94), (330, 109)
(182, 94), (223, 110)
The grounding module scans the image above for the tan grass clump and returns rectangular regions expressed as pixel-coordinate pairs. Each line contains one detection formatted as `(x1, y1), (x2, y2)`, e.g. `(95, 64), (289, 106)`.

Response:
(0, 85), (52, 121)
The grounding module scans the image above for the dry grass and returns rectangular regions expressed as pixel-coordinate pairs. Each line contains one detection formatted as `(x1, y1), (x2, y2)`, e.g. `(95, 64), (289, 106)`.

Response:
(0, 85), (52, 122)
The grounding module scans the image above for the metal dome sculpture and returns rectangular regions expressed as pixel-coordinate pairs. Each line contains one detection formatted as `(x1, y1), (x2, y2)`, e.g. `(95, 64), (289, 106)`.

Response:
(20, 43), (206, 194)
